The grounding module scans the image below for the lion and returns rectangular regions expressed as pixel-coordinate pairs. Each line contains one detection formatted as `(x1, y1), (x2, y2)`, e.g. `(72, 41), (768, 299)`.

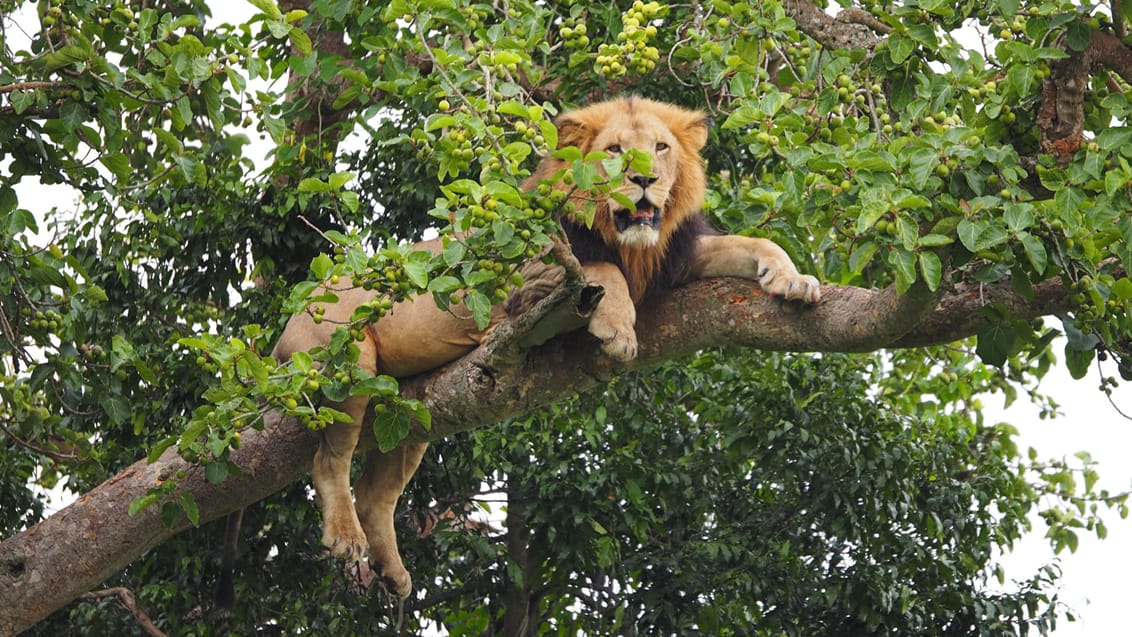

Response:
(264, 96), (820, 599)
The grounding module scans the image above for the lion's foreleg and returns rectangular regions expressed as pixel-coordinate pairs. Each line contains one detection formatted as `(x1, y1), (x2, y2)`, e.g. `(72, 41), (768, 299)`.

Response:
(354, 442), (428, 598)
(691, 235), (821, 303)
(582, 262), (638, 361)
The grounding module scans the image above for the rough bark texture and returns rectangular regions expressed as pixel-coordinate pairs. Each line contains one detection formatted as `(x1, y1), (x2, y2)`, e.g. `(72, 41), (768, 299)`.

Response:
(1039, 29), (1132, 161)
(784, 0), (885, 50)
(0, 273), (1076, 635)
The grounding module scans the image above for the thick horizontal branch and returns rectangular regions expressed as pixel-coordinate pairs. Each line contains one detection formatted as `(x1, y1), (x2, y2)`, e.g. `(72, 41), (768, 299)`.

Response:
(0, 273), (1073, 634)
(893, 276), (1070, 347)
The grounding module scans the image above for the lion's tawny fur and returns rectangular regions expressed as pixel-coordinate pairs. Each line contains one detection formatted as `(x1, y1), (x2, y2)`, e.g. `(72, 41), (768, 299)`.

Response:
(534, 97), (710, 301)
(258, 96), (821, 601)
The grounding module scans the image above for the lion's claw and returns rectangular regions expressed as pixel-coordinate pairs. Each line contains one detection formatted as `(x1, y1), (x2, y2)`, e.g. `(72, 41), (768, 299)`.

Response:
(758, 261), (821, 304)
(323, 523), (369, 563)
(589, 314), (639, 362)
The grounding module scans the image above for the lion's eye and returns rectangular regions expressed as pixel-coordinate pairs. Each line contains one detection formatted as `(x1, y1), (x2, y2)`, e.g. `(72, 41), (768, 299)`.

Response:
(656, 142), (669, 152)
(605, 144), (622, 155)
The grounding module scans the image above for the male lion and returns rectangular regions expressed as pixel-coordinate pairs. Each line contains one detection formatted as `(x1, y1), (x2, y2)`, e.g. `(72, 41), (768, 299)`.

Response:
(270, 96), (820, 598)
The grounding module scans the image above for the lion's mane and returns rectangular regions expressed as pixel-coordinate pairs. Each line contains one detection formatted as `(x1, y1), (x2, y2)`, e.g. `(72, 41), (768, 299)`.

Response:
(527, 97), (718, 302)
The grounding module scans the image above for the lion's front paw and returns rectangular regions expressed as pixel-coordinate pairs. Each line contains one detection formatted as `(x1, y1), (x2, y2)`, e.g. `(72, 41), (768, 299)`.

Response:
(588, 314), (639, 362)
(758, 259), (822, 304)
(323, 519), (369, 563)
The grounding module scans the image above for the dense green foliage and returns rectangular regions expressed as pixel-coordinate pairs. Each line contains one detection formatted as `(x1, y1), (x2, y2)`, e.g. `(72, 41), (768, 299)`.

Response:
(2, 0), (1131, 633)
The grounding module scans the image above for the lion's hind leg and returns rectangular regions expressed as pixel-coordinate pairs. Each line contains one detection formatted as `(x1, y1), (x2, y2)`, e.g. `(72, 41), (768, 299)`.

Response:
(312, 394), (370, 563)
(354, 442), (428, 598)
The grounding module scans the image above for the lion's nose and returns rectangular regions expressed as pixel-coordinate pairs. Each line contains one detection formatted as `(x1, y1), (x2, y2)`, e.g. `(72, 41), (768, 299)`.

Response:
(629, 174), (657, 188)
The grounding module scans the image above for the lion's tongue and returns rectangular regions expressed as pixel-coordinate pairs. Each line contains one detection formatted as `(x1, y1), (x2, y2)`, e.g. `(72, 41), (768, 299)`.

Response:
(631, 205), (657, 222)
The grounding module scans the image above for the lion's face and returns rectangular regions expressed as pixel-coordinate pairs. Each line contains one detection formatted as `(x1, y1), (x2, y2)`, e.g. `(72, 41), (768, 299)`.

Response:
(537, 97), (709, 251)
(587, 112), (685, 247)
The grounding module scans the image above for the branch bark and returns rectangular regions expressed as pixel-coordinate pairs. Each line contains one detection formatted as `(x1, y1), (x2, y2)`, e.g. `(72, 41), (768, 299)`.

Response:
(1039, 28), (1132, 161)
(0, 272), (1075, 635)
(784, 0), (886, 51)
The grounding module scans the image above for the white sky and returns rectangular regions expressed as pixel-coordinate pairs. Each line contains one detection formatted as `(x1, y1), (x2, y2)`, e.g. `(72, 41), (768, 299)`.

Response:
(6, 1), (1131, 634)
(989, 360), (1132, 636)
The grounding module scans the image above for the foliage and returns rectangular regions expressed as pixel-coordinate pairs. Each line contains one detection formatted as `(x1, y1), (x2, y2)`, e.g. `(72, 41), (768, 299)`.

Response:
(2, 0), (1132, 633)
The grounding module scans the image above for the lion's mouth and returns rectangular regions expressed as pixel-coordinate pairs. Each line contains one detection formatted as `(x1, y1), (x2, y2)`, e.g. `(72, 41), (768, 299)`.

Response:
(614, 198), (661, 233)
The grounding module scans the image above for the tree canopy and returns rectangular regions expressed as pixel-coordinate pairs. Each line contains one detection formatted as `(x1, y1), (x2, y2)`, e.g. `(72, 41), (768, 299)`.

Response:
(1, 0), (1131, 634)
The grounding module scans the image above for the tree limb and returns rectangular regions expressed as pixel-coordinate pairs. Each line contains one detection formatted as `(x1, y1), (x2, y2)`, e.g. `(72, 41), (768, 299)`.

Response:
(0, 273), (1076, 634)
(1039, 28), (1132, 161)
(78, 588), (168, 637)
(784, 0), (886, 51)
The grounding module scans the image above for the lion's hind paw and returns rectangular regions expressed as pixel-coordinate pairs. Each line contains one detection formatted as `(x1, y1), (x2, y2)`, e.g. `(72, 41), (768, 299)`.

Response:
(323, 528), (369, 563)
(378, 564), (413, 598)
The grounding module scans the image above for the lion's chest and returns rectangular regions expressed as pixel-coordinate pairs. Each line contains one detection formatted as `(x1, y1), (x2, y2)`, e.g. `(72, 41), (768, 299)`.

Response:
(563, 215), (707, 304)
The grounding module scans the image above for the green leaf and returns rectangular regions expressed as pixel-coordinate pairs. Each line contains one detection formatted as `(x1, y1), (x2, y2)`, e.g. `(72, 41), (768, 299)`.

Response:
(205, 461), (229, 484)
(373, 406), (411, 452)
(538, 119), (558, 150)
(1112, 277), (1132, 301)
(917, 234), (953, 247)
(1066, 20), (1092, 52)
(1064, 342), (1092, 378)
(180, 492), (200, 527)
(310, 253), (334, 279)
(428, 275), (462, 293)
(891, 249), (917, 294)
(381, 0), (411, 22)
(997, 0), (1021, 17)
(100, 153), (131, 181)
(1019, 233), (1048, 274)
(919, 251), (942, 292)
(0, 186), (17, 216)
(1004, 204), (1034, 233)
(128, 494), (159, 517)
(976, 323), (1016, 366)
(957, 219), (1008, 252)
(291, 351), (313, 372)
(1096, 127), (1132, 151)
(351, 375), (399, 397)
(464, 289), (493, 329)
(147, 435), (178, 464)
(403, 250), (432, 289)
(59, 101), (88, 131)
(849, 151), (894, 172)
(405, 399), (432, 431)
(906, 148), (939, 190)
(289, 27), (313, 55)
(247, 0), (283, 19)
(297, 177), (331, 192)
(328, 171), (355, 189)
(110, 334), (135, 372)
(497, 101), (531, 119)
(888, 34), (916, 64)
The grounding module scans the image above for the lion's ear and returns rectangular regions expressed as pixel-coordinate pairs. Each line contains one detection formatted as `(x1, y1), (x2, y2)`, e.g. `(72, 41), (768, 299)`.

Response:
(680, 113), (709, 152)
(554, 113), (591, 151)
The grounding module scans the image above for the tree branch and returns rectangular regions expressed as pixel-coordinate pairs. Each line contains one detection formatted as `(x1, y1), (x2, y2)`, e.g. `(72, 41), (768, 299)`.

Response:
(783, 0), (886, 51)
(79, 588), (168, 637)
(0, 273), (1076, 634)
(1039, 28), (1132, 161)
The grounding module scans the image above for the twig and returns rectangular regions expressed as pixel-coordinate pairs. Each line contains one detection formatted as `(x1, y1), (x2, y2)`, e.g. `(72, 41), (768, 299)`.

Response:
(0, 419), (77, 463)
(0, 81), (66, 95)
(80, 587), (169, 637)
